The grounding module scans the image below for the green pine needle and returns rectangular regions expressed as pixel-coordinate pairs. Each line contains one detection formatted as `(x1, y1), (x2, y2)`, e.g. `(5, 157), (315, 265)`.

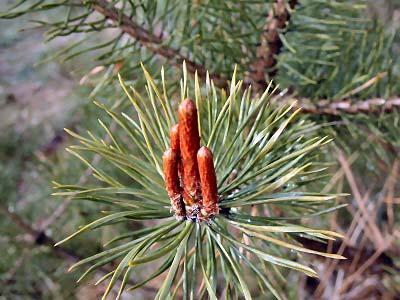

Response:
(54, 64), (343, 299)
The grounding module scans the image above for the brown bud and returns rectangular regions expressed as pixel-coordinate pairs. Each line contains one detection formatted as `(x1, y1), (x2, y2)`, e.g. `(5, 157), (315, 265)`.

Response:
(170, 124), (184, 185)
(163, 148), (185, 220)
(197, 146), (219, 217)
(178, 99), (201, 206)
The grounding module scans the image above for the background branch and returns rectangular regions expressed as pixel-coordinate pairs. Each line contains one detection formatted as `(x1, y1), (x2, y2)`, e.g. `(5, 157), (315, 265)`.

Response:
(247, 0), (291, 91)
(0, 204), (76, 260)
(293, 97), (400, 115)
(91, 0), (399, 117)
(91, 0), (228, 88)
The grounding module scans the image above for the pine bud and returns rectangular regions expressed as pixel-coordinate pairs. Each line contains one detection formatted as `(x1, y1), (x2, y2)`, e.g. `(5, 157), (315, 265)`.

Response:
(163, 148), (185, 220)
(197, 146), (219, 217)
(170, 124), (183, 185)
(178, 99), (201, 206)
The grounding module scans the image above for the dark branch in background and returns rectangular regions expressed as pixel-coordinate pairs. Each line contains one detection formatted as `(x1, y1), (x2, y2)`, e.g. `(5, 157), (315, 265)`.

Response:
(247, 0), (294, 91)
(90, 0), (228, 89)
(289, 0), (298, 8)
(0, 205), (76, 260)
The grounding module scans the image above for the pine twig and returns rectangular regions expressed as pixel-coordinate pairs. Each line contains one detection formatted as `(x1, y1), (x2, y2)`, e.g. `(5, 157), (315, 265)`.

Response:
(69, 1), (400, 116)
(287, 97), (400, 115)
(90, 0), (228, 89)
(248, 0), (292, 91)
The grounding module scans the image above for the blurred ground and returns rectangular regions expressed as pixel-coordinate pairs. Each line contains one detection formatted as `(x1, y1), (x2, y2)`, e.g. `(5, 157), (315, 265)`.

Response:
(0, 12), (96, 300)
(0, 24), (76, 131)
(0, 13), (80, 207)
(0, 11), (153, 299)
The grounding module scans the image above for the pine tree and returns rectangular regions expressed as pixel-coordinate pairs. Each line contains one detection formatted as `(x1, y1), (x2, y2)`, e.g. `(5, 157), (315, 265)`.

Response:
(1, 0), (399, 299)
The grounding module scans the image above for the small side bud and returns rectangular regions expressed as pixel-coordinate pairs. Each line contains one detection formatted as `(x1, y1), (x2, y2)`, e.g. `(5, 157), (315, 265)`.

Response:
(163, 149), (185, 220)
(178, 99), (201, 206)
(170, 124), (183, 187)
(197, 146), (219, 217)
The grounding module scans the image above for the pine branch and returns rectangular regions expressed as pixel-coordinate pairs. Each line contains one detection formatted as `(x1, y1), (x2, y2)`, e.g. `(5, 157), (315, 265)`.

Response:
(293, 97), (400, 115)
(90, 0), (228, 88)
(248, 0), (293, 91)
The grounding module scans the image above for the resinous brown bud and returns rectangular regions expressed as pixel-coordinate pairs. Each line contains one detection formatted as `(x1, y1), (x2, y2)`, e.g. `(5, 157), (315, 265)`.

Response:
(163, 148), (185, 220)
(197, 146), (219, 217)
(170, 124), (183, 186)
(178, 99), (201, 206)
